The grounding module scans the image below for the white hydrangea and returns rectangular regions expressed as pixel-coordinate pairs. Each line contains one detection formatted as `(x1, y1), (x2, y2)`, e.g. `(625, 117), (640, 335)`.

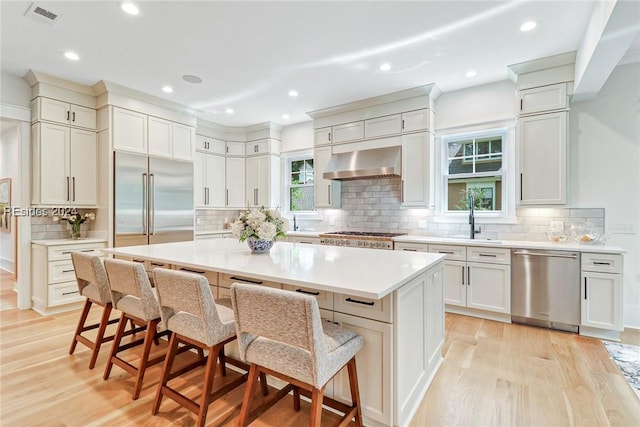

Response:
(257, 222), (277, 240)
(231, 220), (246, 239)
(246, 209), (266, 230)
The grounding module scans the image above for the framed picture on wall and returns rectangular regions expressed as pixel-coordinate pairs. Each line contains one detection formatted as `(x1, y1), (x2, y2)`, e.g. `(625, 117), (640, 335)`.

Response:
(0, 178), (10, 232)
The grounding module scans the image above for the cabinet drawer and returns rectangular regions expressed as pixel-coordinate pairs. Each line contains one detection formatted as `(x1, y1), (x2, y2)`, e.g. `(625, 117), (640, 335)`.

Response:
(219, 273), (281, 289)
(333, 293), (392, 323)
(48, 260), (77, 284)
(332, 121), (364, 143)
(394, 242), (428, 252)
(428, 244), (466, 261)
(467, 247), (510, 264)
(283, 284), (333, 310)
(582, 253), (622, 274)
(364, 114), (401, 138)
(48, 243), (106, 261)
(172, 265), (219, 285)
(48, 281), (84, 306)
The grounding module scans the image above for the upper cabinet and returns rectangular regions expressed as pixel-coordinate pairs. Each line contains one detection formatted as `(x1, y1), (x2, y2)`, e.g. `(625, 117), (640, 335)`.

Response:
(196, 135), (226, 154)
(314, 146), (341, 208)
(245, 155), (281, 208)
(365, 115), (402, 139)
(226, 141), (245, 156)
(518, 83), (567, 115)
(32, 97), (96, 130)
(315, 127), (332, 146)
(401, 132), (433, 207)
(245, 138), (281, 156)
(332, 121), (365, 144)
(113, 107), (194, 161)
(401, 109), (430, 133)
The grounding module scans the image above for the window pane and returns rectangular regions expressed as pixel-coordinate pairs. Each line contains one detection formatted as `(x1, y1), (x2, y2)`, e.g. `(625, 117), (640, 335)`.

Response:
(448, 157), (473, 175)
(290, 187), (314, 211)
(291, 172), (301, 184)
(448, 141), (465, 158)
(464, 143), (474, 157)
(291, 160), (303, 173)
(475, 158), (502, 172)
(305, 159), (314, 170)
(477, 140), (489, 155)
(447, 176), (502, 211)
(490, 139), (502, 154)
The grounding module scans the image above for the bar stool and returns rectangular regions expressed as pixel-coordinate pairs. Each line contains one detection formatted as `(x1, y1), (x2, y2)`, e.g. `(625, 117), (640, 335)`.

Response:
(230, 283), (364, 427)
(152, 268), (263, 427)
(69, 252), (120, 369)
(102, 258), (171, 400)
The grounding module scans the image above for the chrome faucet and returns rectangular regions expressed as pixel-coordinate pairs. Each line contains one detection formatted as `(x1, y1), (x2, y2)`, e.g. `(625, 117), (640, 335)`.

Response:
(469, 195), (481, 239)
(293, 215), (299, 231)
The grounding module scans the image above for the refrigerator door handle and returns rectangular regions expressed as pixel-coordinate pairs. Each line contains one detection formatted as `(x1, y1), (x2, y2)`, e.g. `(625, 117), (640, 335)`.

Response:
(142, 173), (148, 235)
(150, 173), (155, 235)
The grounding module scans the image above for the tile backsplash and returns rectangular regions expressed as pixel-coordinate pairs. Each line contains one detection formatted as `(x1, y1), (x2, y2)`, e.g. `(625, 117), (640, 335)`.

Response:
(195, 209), (241, 232)
(31, 209), (98, 240)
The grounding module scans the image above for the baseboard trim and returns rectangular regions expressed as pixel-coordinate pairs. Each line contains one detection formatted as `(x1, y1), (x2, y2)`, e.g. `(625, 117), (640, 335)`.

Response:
(0, 258), (15, 275)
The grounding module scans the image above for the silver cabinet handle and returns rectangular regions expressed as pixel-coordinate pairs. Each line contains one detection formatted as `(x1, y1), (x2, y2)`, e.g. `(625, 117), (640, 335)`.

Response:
(142, 173), (148, 235)
(401, 180), (404, 203)
(62, 290), (79, 296)
(402, 248), (417, 251)
(203, 188), (207, 205)
(254, 188), (258, 205)
(462, 266), (465, 285)
(66, 176), (70, 201)
(72, 177), (76, 201)
(478, 253), (497, 258)
(62, 269), (75, 273)
(328, 132), (331, 142)
(439, 251), (454, 254)
(149, 174), (155, 235)
(328, 184), (331, 205)
(226, 189), (229, 206)
(467, 266), (471, 286)
(513, 251), (578, 259)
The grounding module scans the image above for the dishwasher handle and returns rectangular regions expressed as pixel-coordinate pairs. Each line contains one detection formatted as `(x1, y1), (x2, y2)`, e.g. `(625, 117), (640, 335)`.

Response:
(513, 251), (578, 259)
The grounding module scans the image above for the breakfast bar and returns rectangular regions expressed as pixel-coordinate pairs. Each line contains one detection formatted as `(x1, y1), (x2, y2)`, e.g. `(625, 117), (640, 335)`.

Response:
(104, 239), (445, 427)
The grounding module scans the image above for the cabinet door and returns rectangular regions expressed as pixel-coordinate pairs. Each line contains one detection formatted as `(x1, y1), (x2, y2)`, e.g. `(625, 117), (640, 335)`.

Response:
(581, 272), (622, 331)
(333, 313), (392, 426)
(38, 98), (70, 125)
(426, 266), (444, 372)
(225, 157), (245, 208)
(519, 83), (567, 115)
(172, 123), (194, 161)
(313, 146), (341, 208)
(364, 114), (401, 139)
(207, 154), (226, 207)
(401, 132), (431, 207)
(69, 128), (97, 206)
(518, 112), (566, 204)
(113, 108), (148, 154)
(467, 262), (511, 314)
(332, 121), (364, 143)
(38, 122), (70, 205)
(148, 116), (172, 157)
(245, 156), (259, 207)
(402, 109), (429, 132)
(442, 260), (467, 307)
(194, 153), (207, 207)
(314, 127), (332, 146)
(226, 141), (245, 156)
(69, 104), (97, 130)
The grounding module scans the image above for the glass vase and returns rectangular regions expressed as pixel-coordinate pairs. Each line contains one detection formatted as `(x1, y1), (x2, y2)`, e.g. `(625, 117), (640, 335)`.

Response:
(70, 223), (81, 240)
(246, 237), (274, 254)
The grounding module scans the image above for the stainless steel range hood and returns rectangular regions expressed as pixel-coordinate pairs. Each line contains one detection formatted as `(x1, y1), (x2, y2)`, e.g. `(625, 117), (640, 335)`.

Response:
(322, 146), (401, 180)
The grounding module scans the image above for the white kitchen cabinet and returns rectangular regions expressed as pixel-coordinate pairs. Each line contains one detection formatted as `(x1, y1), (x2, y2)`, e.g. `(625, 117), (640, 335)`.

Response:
(518, 111), (567, 205)
(225, 156), (245, 208)
(393, 242), (428, 252)
(31, 122), (97, 206)
(31, 240), (106, 315)
(313, 146), (341, 208)
(148, 116), (172, 157)
(466, 262), (511, 314)
(245, 138), (281, 156)
(314, 127), (332, 146)
(332, 121), (364, 143)
(226, 141), (245, 156)
(442, 260), (467, 306)
(401, 132), (432, 207)
(196, 135), (226, 154)
(282, 284), (333, 310)
(518, 83), (567, 115)
(401, 109), (430, 133)
(581, 253), (623, 332)
(194, 152), (225, 207)
(32, 97), (96, 130)
(364, 114), (401, 139)
(113, 107), (148, 154)
(171, 122), (195, 161)
(245, 155), (280, 208)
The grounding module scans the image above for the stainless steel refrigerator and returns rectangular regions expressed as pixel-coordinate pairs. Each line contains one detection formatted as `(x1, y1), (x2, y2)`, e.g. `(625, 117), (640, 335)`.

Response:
(114, 152), (194, 247)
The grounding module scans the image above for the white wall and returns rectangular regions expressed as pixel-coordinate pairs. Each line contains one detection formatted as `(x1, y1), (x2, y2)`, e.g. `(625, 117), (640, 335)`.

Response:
(0, 72), (31, 107)
(0, 123), (18, 273)
(281, 120), (313, 152)
(568, 62), (640, 328)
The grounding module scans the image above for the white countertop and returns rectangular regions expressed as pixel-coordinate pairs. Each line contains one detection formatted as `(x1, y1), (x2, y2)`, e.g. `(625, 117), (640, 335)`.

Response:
(393, 235), (626, 254)
(286, 230), (323, 238)
(194, 230), (233, 236)
(32, 238), (107, 246)
(103, 239), (445, 299)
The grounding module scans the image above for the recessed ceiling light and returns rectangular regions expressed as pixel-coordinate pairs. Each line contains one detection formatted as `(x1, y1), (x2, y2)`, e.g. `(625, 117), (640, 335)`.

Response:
(282, 114), (290, 120)
(182, 74), (203, 84)
(520, 21), (537, 32)
(64, 51), (79, 61)
(379, 63), (392, 71)
(465, 70), (477, 78)
(288, 90), (298, 97)
(162, 86), (173, 93)
(225, 108), (234, 114)
(121, 2), (139, 15)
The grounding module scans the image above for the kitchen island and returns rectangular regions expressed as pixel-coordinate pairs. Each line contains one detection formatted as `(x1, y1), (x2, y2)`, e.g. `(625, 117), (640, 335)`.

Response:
(104, 239), (445, 427)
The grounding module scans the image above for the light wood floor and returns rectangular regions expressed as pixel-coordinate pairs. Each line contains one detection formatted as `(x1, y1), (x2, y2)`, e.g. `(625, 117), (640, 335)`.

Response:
(1, 272), (639, 426)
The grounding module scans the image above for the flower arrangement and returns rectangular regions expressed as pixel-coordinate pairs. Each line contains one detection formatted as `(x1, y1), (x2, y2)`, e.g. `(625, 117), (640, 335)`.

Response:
(231, 206), (287, 243)
(53, 212), (96, 239)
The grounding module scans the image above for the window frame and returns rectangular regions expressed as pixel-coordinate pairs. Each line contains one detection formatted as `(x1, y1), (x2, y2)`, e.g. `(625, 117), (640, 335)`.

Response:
(281, 151), (319, 218)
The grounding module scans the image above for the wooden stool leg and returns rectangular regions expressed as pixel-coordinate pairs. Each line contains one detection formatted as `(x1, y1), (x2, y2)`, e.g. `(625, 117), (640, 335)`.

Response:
(152, 331), (180, 415)
(103, 313), (128, 380)
(293, 386), (300, 411)
(309, 386), (325, 427)
(88, 303), (112, 369)
(69, 299), (92, 354)
(132, 319), (159, 400)
(196, 345), (220, 427)
(259, 372), (269, 396)
(347, 358), (363, 427)
(237, 364), (260, 427)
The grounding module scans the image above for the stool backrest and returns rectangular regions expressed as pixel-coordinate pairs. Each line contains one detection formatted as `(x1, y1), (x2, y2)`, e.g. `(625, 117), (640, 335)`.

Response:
(230, 283), (324, 361)
(104, 258), (159, 321)
(71, 252), (111, 304)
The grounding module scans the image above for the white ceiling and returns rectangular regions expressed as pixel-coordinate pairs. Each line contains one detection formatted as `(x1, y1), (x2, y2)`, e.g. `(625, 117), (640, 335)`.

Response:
(0, 0), (628, 127)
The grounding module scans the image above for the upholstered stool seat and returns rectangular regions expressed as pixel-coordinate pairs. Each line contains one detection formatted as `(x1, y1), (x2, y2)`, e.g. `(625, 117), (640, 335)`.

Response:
(152, 268), (263, 427)
(231, 283), (364, 427)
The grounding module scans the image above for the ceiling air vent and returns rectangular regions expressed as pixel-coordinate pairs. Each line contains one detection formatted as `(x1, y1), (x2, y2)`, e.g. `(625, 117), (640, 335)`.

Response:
(25, 3), (62, 24)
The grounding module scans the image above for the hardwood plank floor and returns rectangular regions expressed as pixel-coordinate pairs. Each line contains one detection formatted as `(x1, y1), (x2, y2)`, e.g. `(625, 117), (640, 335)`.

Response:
(1, 272), (639, 426)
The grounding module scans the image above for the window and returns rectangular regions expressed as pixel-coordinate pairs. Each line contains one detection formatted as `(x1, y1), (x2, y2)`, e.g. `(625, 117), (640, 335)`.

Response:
(442, 129), (509, 216)
(287, 154), (315, 212)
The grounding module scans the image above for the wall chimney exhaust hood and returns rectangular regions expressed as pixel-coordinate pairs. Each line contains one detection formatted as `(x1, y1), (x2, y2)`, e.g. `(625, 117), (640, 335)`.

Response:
(322, 146), (401, 180)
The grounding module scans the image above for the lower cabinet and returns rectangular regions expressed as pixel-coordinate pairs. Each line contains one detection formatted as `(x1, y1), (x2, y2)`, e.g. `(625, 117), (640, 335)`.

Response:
(581, 253), (623, 333)
(466, 262), (511, 314)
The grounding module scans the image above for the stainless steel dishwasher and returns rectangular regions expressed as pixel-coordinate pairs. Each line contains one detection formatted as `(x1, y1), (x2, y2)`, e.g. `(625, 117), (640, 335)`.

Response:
(511, 249), (581, 332)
